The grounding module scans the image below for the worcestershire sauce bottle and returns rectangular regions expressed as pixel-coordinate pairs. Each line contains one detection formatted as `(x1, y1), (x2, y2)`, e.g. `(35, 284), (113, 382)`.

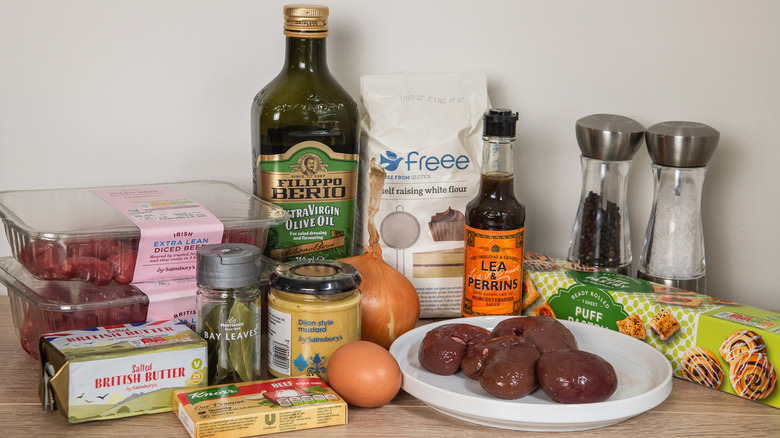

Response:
(252, 5), (359, 262)
(462, 109), (525, 317)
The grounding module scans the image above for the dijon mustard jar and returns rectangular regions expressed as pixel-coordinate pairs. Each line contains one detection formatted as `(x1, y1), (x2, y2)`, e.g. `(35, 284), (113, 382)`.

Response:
(267, 260), (361, 380)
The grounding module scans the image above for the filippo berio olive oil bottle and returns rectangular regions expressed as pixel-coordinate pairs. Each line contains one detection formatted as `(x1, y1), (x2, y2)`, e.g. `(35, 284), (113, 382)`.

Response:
(252, 4), (359, 262)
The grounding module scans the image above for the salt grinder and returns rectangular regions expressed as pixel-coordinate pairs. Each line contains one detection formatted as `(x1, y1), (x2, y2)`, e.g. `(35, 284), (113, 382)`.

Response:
(637, 121), (719, 293)
(567, 114), (645, 274)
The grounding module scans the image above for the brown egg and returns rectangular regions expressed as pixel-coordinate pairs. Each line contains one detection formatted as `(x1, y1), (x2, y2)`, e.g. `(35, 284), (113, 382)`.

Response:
(326, 340), (402, 408)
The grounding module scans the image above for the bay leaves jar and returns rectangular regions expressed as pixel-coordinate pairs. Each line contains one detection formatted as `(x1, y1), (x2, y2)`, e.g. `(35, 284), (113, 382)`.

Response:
(267, 260), (361, 381)
(196, 243), (263, 385)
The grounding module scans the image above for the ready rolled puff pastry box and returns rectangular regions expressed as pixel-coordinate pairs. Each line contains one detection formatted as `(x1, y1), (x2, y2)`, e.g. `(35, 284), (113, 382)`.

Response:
(521, 252), (780, 408)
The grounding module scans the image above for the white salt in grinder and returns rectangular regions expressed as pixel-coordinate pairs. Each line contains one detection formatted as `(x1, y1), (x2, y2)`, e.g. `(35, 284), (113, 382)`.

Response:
(637, 121), (719, 293)
(567, 114), (645, 275)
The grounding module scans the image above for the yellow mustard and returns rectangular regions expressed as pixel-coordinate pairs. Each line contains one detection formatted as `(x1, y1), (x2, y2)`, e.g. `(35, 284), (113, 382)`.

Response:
(266, 260), (361, 381)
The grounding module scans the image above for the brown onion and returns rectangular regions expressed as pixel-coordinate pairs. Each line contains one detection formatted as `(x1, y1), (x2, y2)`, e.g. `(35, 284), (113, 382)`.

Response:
(341, 158), (420, 349)
(342, 243), (420, 349)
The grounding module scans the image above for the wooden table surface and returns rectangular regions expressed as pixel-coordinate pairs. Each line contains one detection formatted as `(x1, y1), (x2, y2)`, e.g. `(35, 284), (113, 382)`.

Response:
(1, 294), (778, 437)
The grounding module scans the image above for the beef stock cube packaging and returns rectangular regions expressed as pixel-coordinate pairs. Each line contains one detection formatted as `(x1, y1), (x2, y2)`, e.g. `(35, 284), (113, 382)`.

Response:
(172, 376), (347, 438)
(522, 253), (780, 409)
(359, 72), (489, 317)
(39, 320), (208, 423)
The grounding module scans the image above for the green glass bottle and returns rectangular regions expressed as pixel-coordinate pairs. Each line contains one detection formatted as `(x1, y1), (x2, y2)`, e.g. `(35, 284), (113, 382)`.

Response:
(252, 5), (360, 261)
(252, 4), (359, 263)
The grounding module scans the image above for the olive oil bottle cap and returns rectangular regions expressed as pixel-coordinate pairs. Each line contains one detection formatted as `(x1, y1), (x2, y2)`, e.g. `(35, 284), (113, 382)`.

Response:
(197, 243), (262, 289)
(284, 4), (329, 38)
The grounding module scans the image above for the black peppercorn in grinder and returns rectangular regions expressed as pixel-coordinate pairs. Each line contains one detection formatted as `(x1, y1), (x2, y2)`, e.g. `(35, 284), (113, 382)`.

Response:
(567, 114), (645, 274)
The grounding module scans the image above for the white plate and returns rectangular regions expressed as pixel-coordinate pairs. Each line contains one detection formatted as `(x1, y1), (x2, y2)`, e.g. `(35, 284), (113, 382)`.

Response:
(389, 317), (673, 432)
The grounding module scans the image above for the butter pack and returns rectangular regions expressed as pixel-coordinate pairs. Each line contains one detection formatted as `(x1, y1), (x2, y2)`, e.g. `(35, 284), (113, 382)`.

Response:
(172, 376), (347, 438)
(39, 320), (207, 423)
(522, 253), (780, 409)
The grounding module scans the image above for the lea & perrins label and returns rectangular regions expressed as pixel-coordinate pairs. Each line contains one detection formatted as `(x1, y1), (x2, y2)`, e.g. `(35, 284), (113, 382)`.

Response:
(462, 225), (524, 316)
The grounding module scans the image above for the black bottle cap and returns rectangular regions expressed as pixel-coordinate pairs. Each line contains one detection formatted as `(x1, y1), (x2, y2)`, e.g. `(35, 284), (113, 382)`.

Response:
(483, 108), (519, 137)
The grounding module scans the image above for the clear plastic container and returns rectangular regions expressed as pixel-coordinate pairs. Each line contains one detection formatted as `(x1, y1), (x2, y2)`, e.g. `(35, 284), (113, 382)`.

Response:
(0, 256), (149, 358)
(0, 180), (289, 285)
(0, 256), (277, 359)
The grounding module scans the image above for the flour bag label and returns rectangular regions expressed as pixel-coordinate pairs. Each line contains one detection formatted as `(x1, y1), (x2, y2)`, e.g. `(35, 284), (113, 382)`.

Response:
(359, 72), (489, 317)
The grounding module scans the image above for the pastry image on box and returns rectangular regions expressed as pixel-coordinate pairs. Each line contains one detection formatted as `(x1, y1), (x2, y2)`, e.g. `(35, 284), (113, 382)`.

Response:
(719, 329), (767, 364)
(681, 347), (723, 389)
(656, 294), (703, 308)
(531, 302), (556, 318)
(708, 296), (739, 306)
(428, 208), (465, 241)
(563, 261), (602, 272)
(617, 314), (646, 340)
(707, 297), (739, 306)
(648, 308), (681, 341)
(729, 352), (777, 401)
(523, 258), (561, 272)
(413, 247), (464, 278)
(651, 284), (697, 296)
(521, 273), (540, 310)
(525, 251), (555, 262)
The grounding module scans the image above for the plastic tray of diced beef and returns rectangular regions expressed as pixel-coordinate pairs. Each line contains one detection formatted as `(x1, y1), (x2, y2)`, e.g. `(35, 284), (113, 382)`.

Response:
(0, 180), (288, 285)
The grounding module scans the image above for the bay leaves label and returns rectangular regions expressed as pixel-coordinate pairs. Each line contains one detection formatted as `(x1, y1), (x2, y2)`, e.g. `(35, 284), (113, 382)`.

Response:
(186, 384), (239, 405)
(227, 302), (256, 383)
(548, 283), (629, 329)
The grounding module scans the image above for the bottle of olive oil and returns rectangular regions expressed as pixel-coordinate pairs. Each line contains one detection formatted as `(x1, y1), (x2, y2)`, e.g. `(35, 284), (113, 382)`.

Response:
(252, 4), (359, 262)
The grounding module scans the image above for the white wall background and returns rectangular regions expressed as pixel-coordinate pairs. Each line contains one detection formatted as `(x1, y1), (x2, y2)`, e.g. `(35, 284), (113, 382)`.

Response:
(1, 1), (778, 309)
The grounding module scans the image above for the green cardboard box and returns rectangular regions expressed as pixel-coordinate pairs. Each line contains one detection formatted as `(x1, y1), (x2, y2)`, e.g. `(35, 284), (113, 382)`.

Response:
(522, 253), (779, 409)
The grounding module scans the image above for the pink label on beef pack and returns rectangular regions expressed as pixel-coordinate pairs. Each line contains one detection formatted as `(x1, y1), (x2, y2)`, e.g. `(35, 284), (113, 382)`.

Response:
(134, 278), (198, 330)
(91, 186), (224, 282)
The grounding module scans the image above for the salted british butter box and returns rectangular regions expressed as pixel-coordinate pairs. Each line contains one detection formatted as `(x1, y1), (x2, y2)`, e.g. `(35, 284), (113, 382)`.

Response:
(522, 253), (780, 409)
(172, 376), (347, 438)
(39, 320), (207, 423)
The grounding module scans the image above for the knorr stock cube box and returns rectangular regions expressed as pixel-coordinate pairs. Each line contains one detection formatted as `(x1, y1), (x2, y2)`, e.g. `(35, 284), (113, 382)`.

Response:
(39, 320), (207, 423)
(172, 376), (347, 438)
(522, 252), (780, 409)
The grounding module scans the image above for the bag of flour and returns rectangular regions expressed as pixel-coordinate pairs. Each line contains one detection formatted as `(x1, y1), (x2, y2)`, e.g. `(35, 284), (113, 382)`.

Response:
(358, 72), (489, 317)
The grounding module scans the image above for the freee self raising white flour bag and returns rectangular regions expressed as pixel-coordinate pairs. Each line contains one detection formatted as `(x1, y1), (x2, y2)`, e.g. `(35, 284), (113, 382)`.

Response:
(359, 72), (489, 317)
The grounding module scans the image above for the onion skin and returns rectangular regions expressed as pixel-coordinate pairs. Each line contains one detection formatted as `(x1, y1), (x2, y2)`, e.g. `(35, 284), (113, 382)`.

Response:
(341, 243), (420, 349)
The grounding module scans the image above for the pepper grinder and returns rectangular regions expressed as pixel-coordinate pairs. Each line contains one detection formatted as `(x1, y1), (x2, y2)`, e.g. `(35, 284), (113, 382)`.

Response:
(637, 121), (719, 293)
(567, 114), (645, 275)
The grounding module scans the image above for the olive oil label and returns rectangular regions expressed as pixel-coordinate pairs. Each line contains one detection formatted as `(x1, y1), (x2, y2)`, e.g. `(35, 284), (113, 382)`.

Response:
(257, 141), (358, 261)
(462, 225), (524, 316)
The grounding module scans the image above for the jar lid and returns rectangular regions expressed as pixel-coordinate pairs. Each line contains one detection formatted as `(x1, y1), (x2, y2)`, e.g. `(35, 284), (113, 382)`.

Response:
(197, 243), (262, 289)
(645, 121), (719, 167)
(575, 114), (645, 161)
(270, 260), (361, 295)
